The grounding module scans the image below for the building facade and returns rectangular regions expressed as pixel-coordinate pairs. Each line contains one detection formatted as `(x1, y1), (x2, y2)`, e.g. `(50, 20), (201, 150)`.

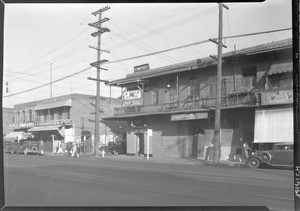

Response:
(105, 38), (293, 160)
(2, 107), (14, 136)
(8, 93), (126, 153)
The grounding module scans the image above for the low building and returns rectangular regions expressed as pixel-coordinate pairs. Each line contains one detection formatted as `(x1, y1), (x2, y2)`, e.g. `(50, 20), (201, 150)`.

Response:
(2, 107), (14, 137)
(8, 93), (127, 153)
(104, 38), (293, 160)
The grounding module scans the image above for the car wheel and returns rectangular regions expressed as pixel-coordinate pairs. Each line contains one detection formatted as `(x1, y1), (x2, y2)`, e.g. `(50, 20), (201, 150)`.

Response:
(259, 151), (272, 163)
(31, 146), (38, 154)
(248, 157), (260, 168)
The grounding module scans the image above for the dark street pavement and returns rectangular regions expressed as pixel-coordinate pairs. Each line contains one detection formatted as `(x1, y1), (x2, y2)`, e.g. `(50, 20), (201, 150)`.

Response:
(3, 153), (294, 211)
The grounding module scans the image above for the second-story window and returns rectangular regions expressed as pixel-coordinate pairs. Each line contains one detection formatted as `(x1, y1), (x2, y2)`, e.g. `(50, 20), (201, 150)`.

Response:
(241, 66), (257, 91)
(16, 111), (20, 123)
(152, 91), (158, 104)
(29, 110), (32, 122)
(62, 107), (70, 119)
(190, 78), (198, 98)
(50, 109), (54, 120)
(22, 110), (25, 123)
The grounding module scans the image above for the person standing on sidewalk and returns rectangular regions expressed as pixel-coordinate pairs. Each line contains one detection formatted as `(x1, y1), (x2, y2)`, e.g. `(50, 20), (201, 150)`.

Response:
(205, 144), (213, 160)
(243, 142), (251, 162)
(71, 142), (79, 158)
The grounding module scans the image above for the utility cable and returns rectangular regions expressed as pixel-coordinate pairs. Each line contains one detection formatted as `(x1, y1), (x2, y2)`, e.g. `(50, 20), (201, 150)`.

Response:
(105, 28), (292, 65)
(3, 28), (292, 98)
(3, 66), (93, 98)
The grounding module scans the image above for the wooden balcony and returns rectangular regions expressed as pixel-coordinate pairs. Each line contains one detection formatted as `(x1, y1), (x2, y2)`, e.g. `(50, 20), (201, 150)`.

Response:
(34, 119), (73, 127)
(113, 92), (259, 116)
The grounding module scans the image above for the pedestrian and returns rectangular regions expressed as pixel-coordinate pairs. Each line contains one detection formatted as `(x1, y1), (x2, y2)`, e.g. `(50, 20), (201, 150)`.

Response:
(57, 142), (63, 154)
(67, 142), (72, 157)
(99, 144), (106, 157)
(243, 142), (251, 162)
(61, 142), (66, 154)
(71, 142), (79, 158)
(235, 147), (242, 162)
(205, 144), (213, 160)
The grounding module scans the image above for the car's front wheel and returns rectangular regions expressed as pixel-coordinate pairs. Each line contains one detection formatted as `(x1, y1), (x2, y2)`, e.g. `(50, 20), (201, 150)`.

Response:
(248, 157), (260, 168)
(259, 151), (272, 163)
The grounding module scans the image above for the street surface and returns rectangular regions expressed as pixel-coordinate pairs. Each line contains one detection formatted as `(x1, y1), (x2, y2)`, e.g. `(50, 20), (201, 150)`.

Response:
(3, 153), (294, 210)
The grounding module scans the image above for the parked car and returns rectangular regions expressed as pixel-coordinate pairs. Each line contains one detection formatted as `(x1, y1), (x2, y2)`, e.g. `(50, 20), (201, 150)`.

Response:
(4, 140), (43, 155)
(247, 142), (293, 168)
(107, 141), (127, 155)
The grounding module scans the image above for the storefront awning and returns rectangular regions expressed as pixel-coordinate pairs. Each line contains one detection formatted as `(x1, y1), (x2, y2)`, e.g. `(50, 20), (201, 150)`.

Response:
(4, 131), (24, 141)
(28, 125), (60, 132)
(35, 99), (72, 110)
(268, 61), (293, 75)
(4, 131), (32, 141)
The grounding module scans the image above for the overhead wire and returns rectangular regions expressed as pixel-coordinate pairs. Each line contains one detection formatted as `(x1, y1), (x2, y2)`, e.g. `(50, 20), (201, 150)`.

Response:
(6, 25), (88, 71)
(109, 22), (180, 64)
(8, 35), (95, 80)
(5, 4), (210, 80)
(4, 28), (292, 99)
(3, 66), (93, 98)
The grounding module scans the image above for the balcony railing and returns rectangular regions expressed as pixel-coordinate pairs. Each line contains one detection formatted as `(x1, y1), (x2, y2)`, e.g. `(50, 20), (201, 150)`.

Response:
(34, 119), (73, 127)
(114, 92), (259, 116)
(9, 119), (73, 129)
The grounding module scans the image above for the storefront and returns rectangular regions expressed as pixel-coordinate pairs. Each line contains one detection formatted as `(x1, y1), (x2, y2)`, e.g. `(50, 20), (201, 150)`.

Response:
(254, 90), (293, 143)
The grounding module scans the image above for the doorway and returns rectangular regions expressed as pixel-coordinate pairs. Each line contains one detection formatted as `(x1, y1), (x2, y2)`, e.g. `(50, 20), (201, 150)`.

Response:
(135, 133), (144, 156)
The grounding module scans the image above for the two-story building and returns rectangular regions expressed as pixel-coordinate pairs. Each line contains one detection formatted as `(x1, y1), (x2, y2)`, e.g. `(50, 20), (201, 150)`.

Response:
(2, 107), (14, 136)
(104, 38), (293, 160)
(7, 93), (127, 153)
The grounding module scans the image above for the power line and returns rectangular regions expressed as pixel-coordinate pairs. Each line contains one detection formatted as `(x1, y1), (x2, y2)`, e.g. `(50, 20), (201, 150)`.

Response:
(3, 66), (93, 98)
(105, 28), (292, 65)
(3, 28), (292, 99)
(6, 26), (90, 71)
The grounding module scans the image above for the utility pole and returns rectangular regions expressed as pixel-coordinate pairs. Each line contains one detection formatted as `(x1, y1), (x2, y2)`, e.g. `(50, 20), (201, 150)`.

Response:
(209, 3), (229, 163)
(50, 63), (52, 98)
(89, 6), (110, 157)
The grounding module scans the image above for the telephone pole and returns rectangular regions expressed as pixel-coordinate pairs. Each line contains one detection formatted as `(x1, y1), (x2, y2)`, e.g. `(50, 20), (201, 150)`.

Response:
(209, 3), (229, 163)
(89, 6), (110, 157)
(50, 63), (52, 98)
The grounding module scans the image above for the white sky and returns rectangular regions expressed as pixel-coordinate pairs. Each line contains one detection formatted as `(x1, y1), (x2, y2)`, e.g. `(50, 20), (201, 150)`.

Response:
(2, 1), (292, 108)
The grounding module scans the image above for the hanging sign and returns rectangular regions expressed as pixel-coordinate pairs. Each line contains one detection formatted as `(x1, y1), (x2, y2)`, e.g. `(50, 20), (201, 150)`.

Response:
(170, 112), (208, 121)
(261, 90), (293, 105)
(134, 63), (150, 72)
(123, 90), (142, 100)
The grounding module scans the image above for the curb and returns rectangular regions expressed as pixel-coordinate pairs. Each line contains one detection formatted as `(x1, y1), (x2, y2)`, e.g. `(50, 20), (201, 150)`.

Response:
(42, 152), (246, 167)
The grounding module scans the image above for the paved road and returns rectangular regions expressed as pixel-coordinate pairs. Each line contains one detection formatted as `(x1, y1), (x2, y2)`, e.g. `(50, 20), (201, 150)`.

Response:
(3, 154), (294, 210)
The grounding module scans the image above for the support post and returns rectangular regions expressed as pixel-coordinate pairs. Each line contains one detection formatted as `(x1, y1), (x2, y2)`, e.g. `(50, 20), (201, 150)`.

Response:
(212, 3), (229, 163)
(89, 6), (110, 157)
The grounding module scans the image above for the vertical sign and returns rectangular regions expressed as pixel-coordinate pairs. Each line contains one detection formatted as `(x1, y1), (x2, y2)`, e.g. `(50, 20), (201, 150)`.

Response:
(147, 129), (152, 160)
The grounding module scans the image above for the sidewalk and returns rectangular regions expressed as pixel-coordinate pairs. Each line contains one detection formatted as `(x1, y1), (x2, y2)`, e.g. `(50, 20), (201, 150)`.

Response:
(43, 151), (247, 168)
